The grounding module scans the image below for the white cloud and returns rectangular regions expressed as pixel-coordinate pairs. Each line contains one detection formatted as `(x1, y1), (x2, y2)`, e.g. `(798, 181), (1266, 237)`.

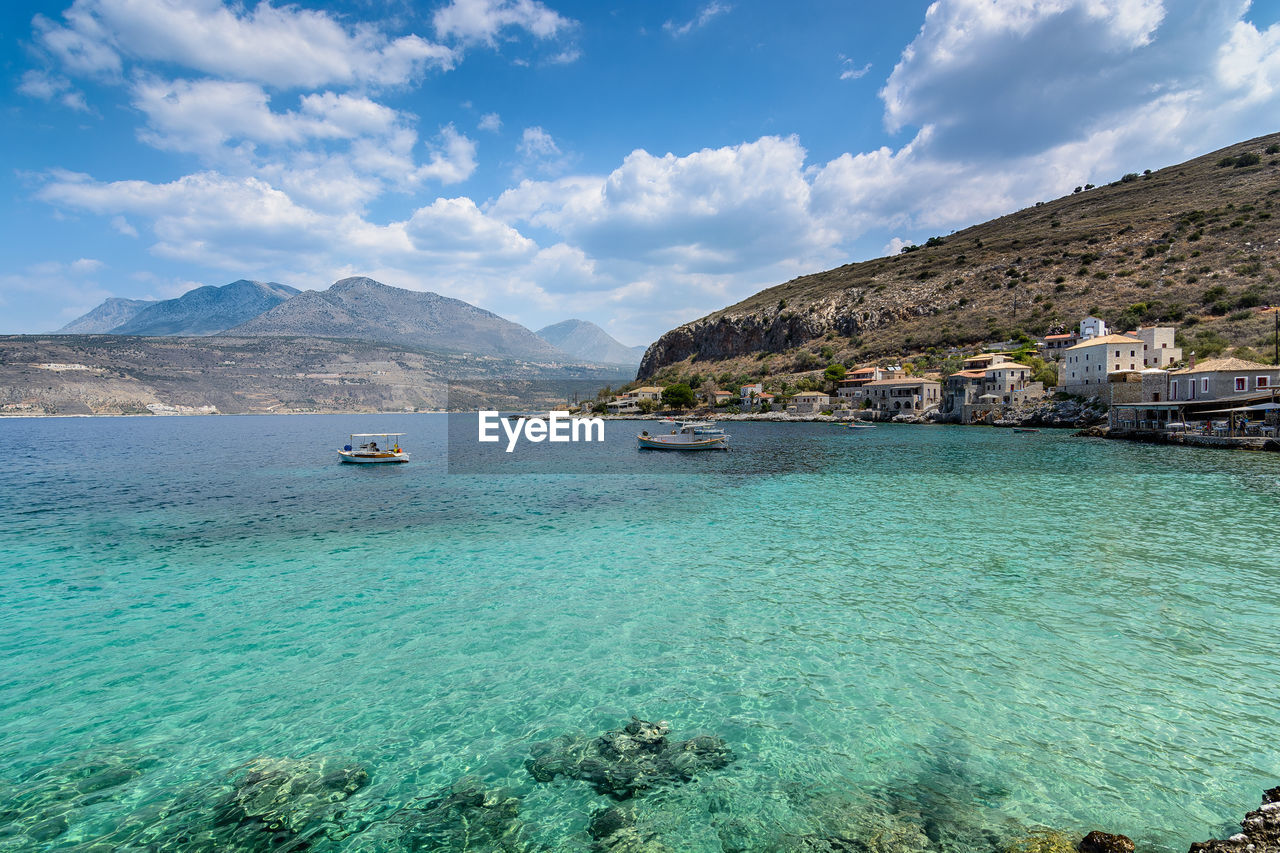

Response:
(515, 126), (572, 177)
(111, 215), (138, 237)
(17, 69), (90, 111)
(1216, 16), (1280, 105)
(433, 0), (574, 45)
(38, 170), (337, 269)
(478, 112), (502, 132)
(404, 197), (535, 260)
(839, 59), (872, 81)
(70, 257), (104, 273)
(495, 135), (838, 274)
(33, 0), (454, 88)
(664, 2), (731, 37)
(133, 79), (402, 157)
(417, 124), (479, 184)
(882, 237), (911, 256)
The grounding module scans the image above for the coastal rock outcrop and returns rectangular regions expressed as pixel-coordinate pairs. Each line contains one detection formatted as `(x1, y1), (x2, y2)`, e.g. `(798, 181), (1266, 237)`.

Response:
(526, 717), (735, 800)
(989, 398), (1107, 429)
(1078, 830), (1135, 852)
(1187, 786), (1280, 852)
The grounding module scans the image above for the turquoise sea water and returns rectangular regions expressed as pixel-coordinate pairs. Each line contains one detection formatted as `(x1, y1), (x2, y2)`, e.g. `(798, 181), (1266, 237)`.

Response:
(1, 414), (1277, 851)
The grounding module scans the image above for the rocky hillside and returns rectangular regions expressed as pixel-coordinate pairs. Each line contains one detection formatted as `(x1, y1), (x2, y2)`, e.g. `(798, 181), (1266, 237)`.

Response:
(536, 319), (646, 365)
(639, 131), (1280, 380)
(56, 297), (154, 334)
(108, 280), (298, 336)
(230, 277), (571, 363)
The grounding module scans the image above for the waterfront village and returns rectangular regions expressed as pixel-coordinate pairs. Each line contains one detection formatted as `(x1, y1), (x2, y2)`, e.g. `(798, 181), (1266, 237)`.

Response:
(588, 313), (1280, 449)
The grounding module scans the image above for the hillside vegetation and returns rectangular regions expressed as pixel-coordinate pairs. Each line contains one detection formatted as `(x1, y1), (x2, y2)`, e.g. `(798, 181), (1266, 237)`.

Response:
(638, 132), (1280, 384)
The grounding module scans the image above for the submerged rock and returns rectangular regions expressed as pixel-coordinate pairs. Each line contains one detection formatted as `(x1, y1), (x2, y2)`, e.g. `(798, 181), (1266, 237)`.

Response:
(526, 717), (735, 800)
(1188, 786), (1280, 852)
(587, 804), (672, 853)
(202, 755), (368, 850)
(383, 778), (533, 852)
(216, 756), (368, 831)
(1077, 829), (1134, 853)
(0, 750), (157, 847)
(1001, 828), (1080, 852)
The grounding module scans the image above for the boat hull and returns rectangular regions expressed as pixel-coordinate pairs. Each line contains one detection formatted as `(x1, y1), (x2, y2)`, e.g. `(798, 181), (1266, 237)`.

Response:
(338, 451), (410, 463)
(637, 435), (728, 451)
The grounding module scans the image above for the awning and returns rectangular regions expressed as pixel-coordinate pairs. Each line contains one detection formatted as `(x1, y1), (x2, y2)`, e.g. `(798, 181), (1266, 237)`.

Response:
(1195, 403), (1280, 415)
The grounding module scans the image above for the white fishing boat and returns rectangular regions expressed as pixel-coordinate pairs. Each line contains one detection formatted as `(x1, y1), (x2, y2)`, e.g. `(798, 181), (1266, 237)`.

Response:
(639, 421), (729, 450)
(846, 420), (876, 430)
(339, 433), (409, 463)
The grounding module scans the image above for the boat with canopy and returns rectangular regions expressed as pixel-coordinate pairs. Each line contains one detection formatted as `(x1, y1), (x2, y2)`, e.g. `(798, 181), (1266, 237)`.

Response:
(339, 433), (409, 463)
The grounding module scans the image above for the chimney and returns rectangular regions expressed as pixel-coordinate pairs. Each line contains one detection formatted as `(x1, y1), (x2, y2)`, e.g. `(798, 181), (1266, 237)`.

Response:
(1189, 352), (1196, 369)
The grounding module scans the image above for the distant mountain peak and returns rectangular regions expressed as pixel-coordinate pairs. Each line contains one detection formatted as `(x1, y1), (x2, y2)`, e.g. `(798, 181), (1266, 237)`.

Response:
(536, 318), (647, 366)
(56, 297), (154, 334)
(109, 279), (298, 336)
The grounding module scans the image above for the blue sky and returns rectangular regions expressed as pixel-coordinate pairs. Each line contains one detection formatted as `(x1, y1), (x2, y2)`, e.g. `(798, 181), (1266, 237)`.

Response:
(3, 0), (1279, 345)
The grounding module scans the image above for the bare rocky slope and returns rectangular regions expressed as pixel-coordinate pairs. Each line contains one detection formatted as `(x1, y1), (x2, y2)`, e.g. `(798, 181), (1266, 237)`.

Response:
(230, 276), (570, 362)
(56, 297), (154, 334)
(638, 131), (1280, 381)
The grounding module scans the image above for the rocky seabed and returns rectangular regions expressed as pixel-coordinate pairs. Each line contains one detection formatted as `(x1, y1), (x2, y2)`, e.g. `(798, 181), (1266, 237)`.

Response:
(0, 718), (1272, 852)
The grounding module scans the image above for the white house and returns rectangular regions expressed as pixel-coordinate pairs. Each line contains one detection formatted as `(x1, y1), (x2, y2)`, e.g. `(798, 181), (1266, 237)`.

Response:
(1080, 316), (1108, 340)
(1060, 334), (1144, 390)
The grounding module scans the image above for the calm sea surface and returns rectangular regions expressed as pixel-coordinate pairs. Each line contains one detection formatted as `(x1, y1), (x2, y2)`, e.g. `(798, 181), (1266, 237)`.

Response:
(1, 414), (1277, 851)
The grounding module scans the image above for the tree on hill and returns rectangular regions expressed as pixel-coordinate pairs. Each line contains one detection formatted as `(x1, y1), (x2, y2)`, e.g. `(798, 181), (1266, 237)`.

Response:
(824, 363), (847, 383)
(661, 383), (696, 409)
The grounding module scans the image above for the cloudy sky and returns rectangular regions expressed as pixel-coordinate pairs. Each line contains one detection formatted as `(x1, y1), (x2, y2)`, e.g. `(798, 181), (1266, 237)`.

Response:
(3, 0), (1278, 344)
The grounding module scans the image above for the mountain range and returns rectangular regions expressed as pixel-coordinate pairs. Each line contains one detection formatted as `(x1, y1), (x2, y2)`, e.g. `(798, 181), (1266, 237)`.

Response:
(229, 276), (568, 362)
(535, 319), (646, 365)
(57, 280), (297, 336)
(57, 277), (634, 366)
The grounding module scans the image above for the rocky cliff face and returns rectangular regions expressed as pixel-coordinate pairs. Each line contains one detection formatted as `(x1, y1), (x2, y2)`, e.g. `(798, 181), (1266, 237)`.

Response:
(637, 279), (947, 378)
(638, 131), (1280, 380)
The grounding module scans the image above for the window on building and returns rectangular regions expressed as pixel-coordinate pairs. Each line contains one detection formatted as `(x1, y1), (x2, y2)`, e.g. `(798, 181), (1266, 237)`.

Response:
(1258, 376), (1271, 389)
(1202, 378), (1210, 394)
(1236, 377), (1247, 392)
